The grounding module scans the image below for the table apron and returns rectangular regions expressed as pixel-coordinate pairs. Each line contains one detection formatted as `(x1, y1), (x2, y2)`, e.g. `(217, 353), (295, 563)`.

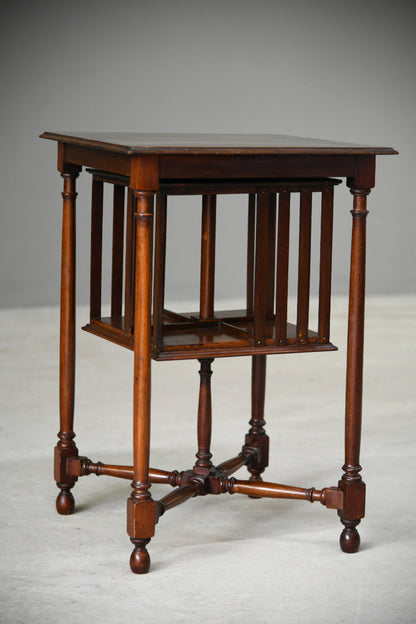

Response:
(159, 154), (357, 180)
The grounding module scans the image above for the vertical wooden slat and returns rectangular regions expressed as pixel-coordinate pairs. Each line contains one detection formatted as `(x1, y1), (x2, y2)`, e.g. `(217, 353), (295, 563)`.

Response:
(90, 176), (103, 319)
(296, 188), (312, 344)
(275, 190), (291, 345)
(152, 192), (167, 352)
(200, 194), (216, 320)
(246, 193), (256, 315)
(124, 189), (135, 335)
(111, 184), (125, 317)
(318, 185), (334, 343)
(253, 192), (269, 345)
(265, 193), (277, 315)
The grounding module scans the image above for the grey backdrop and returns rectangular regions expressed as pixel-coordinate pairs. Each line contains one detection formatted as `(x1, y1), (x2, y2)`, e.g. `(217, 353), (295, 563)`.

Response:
(1, 0), (414, 308)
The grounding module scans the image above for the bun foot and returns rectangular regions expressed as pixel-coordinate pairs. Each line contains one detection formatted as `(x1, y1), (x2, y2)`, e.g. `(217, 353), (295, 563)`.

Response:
(56, 488), (75, 515)
(340, 520), (361, 553)
(130, 539), (151, 574)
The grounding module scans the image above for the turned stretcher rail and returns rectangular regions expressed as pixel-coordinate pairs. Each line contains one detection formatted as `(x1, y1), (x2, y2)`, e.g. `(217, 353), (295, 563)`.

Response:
(224, 478), (344, 509)
(66, 458), (187, 486)
(158, 482), (202, 514)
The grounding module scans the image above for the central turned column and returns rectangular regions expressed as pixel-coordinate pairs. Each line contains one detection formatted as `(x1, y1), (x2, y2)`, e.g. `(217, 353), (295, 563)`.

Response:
(194, 358), (214, 476)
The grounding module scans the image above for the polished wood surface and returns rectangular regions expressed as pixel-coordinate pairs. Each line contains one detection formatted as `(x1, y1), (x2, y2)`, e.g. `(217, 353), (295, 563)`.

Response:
(41, 131), (397, 574)
(41, 131), (397, 155)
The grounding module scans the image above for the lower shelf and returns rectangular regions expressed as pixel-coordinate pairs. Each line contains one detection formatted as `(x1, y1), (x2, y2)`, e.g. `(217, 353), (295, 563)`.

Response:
(82, 309), (337, 360)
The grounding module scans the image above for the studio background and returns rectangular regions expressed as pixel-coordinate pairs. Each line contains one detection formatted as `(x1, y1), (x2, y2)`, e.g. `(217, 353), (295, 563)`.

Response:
(1, 2), (415, 624)
(0, 0), (414, 308)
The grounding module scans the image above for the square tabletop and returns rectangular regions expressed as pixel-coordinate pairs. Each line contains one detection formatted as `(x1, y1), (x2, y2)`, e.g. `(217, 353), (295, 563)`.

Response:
(40, 131), (397, 156)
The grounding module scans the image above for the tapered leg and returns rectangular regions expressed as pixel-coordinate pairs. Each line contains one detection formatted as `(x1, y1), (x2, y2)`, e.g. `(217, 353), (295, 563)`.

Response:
(194, 358), (214, 477)
(55, 172), (80, 514)
(245, 355), (269, 489)
(338, 188), (370, 552)
(127, 190), (156, 574)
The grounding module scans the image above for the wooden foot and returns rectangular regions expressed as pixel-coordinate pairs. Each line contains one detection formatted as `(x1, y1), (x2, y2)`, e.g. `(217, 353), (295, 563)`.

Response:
(56, 487), (75, 515)
(130, 539), (151, 574)
(340, 520), (361, 553)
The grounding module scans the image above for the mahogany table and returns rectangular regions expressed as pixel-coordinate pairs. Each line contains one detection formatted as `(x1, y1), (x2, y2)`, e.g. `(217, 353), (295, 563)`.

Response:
(40, 132), (397, 573)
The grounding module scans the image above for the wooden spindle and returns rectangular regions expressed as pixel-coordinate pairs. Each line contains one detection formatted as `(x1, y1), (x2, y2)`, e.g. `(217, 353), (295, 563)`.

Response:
(318, 185), (334, 343)
(124, 189), (135, 334)
(90, 176), (103, 319)
(253, 192), (269, 345)
(296, 188), (312, 344)
(111, 184), (125, 317)
(266, 193), (277, 315)
(275, 190), (291, 345)
(153, 192), (167, 352)
(246, 193), (256, 314)
(200, 194), (216, 320)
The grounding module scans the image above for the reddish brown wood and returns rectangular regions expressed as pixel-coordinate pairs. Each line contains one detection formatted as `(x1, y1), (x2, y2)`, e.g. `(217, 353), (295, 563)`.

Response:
(266, 193), (277, 314)
(42, 132), (396, 573)
(217, 453), (250, 476)
(42, 131), (396, 155)
(245, 354), (269, 488)
(90, 177), (103, 319)
(131, 191), (154, 492)
(111, 184), (125, 317)
(66, 458), (185, 486)
(152, 192), (167, 352)
(338, 183), (371, 553)
(275, 190), (291, 345)
(130, 538), (151, 574)
(200, 195), (217, 320)
(253, 192), (269, 345)
(124, 189), (135, 335)
(227, 478), (343, 508)
(55, 169), (81, 514)
(296, 188), (312, 344)
(127, 184), (157, 573)
(318, 185), (334, 343)
(158, 482), (201, 514)
(246, 194), (256, 314)
(194, 358), (214, 475)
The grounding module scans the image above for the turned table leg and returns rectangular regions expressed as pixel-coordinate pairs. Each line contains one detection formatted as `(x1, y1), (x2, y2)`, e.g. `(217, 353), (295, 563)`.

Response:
(55, 170), (80, 515)
(127, 189), (157, 574)
(338, 185), (370, 552)
(245, 355), (269, 489)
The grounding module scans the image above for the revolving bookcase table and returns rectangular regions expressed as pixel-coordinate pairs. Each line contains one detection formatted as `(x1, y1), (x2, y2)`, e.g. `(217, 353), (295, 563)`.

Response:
(40, 132), (397, 574)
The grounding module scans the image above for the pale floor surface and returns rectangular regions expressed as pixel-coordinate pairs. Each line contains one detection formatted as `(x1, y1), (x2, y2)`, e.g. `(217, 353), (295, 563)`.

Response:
(0, 296), (415, 624)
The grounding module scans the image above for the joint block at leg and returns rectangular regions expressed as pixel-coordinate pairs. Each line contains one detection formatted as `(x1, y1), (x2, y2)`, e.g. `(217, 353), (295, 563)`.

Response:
(244, 433), (269, 472)
(324, 487), (344, 510)
(54, 444), (79, 484)
(338, 480), (366, 521)
(66, 456), (89, 478)
(127, 498), (157, 539)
